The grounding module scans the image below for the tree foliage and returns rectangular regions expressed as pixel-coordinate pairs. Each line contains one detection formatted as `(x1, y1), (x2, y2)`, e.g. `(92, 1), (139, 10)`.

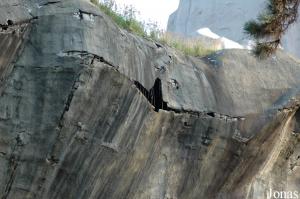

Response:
(244, 0), (300, 58)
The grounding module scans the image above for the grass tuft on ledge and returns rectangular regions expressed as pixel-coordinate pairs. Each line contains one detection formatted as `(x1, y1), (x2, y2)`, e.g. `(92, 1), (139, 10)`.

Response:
(90, 0), (215, 57)
(160, 33), (216, 57)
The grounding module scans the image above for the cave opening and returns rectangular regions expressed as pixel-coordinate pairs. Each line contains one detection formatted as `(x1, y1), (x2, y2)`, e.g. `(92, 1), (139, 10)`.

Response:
(134, 78), (168, 112)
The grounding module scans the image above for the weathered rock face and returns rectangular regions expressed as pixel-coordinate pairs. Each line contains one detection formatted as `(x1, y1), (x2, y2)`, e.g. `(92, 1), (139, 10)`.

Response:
(0, 0), (300, 199)
(167, 0), (300, 58)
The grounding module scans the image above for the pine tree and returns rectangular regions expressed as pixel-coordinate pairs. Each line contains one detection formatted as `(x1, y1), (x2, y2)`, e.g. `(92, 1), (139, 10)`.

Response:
(244, 0), (300, 58)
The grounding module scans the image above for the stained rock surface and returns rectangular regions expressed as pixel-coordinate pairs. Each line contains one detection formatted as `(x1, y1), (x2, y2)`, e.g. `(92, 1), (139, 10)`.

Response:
(167, 0), (300, 58)
(0, 0), (300, 199)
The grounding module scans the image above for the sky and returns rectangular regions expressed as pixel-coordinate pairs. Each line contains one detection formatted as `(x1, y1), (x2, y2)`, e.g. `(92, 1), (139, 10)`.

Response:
(112, 0), (180, 30)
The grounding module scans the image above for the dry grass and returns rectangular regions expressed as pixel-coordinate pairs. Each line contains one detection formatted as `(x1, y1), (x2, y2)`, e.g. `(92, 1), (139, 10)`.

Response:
(91, 0), (216, 57)
(159, 33), (216, 57)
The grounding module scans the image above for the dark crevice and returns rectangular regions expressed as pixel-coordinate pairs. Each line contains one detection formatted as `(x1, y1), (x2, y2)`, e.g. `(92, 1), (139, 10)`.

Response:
(77, 10), (84, 20)
(75, 9), (99, 20)
(47, 69), (86, 170)
(60, 50), (245, 120)
(207, 112), (215, 117)
(2, 142), (21, 199)
(155, 42), (163, 48)
(57, 72), (81, 128)
(0, 21), (12, 30)
(63, 50), (118, 69)
(150, 79), (168, 111)
(7, 20), (13, 26)
(58, 83), (77, 128)
(0, 25), (8, 31)
(93, 55), (117, 69)
(41, 1), (60, 6)
(79, 9), (99, 16)
(0, 17), (38, 31)
(49, 70), (84, 165)
(133, 79), (245, 120)
(134, 78), (168, 112)
(2, 157), (18, 199)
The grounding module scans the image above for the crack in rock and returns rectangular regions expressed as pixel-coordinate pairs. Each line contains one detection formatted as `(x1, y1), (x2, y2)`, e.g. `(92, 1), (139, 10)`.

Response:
(1, 138), (23, 199)
(57, 71), (81, 128)
(73, 9), (99, 21)
(58, 50), (118, 69)
(56, 50), (300, 123)
(40, 1), (61, 6)
(0, 17), (38, 32)
(57, 50), (247, 120)
(2, 156), (18, 199)
(134, 78), (168, 112)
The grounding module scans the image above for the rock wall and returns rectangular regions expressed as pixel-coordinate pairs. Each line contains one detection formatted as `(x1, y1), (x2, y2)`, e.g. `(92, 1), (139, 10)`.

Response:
(0, 0), (300, 199)
(167, 0), (300, 58)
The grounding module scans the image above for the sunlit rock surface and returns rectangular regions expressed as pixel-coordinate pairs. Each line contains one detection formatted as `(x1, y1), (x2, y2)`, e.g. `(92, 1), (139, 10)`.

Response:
(167, 0), (300, 58)
(0, 0), (300, 198)
(196, 27), (244, 50)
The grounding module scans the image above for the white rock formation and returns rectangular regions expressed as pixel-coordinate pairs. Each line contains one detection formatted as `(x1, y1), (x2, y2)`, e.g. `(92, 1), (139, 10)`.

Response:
(168, 0), (300, 57)
(197, 28), (244, 49)
(197, 28), (220, 39)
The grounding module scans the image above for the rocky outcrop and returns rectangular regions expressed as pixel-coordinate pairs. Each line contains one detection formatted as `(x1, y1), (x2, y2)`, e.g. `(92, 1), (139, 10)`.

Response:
(0, 0), (300, 199)
(167, 0), (300, 58)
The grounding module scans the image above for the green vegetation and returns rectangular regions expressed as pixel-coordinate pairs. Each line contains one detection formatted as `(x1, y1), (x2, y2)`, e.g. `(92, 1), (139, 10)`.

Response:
(160, 33), (215, 57)
(244, 0), (300, 58)
(90, 0), (148, 37)
(90, 0), (214, 57)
